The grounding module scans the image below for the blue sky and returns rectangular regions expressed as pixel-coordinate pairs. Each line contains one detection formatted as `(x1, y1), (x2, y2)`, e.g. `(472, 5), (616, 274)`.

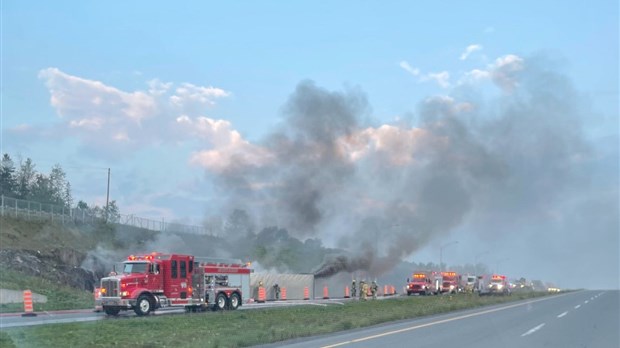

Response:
(2, 1), (618, 287)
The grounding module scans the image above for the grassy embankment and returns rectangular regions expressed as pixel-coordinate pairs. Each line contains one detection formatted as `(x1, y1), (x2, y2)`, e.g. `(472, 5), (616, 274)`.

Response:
(0, 270), (94, 313)
(0, 215), (158, 313)
(1, 291), (553, 348)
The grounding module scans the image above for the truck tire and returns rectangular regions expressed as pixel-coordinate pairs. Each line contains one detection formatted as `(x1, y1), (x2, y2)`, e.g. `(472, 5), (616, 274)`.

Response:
(229, 293), (240, 310)
(134, 294), (153, 316)
(215, 293), (227, 311)
(103, 306), (120, 316)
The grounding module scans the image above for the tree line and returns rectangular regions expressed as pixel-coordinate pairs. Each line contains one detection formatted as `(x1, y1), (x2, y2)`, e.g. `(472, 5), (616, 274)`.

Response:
(0, 153), (119, 221)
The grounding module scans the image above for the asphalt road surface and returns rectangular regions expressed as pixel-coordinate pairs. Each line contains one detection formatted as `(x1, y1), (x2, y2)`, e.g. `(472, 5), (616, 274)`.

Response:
(0, 297), (348, 329)
(267, 290), (619, 348)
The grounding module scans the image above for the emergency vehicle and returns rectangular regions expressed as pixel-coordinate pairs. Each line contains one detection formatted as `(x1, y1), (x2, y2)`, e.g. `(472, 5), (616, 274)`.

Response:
(461, 274), (477, 293)
(406, 271), (440, 295)
(98, 253), (251, 316)
(440, 271), (461, 294)
(477, 274), (511, 296)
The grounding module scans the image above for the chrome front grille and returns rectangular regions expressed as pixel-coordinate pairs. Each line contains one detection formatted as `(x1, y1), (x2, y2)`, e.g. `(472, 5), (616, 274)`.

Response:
(101, 278), (119, 297)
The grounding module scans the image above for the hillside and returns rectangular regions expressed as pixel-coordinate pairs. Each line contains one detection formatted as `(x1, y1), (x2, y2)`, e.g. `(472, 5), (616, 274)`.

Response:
(0, 215), (161, 302)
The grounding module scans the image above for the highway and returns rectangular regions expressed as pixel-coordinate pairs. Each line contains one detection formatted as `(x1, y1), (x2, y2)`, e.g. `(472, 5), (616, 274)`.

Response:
(267, 290), (619, 348)
(0, 297), (348, 329)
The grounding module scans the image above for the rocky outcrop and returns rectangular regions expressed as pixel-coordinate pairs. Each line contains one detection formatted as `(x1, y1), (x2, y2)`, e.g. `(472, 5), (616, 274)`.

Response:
(0, 249), (98, 291)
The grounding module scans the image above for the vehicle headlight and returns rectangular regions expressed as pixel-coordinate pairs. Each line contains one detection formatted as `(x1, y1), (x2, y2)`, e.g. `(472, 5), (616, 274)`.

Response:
(450, 285), (455, 289)
(497, 284), (503, 289)
(121, 291), (129, 297)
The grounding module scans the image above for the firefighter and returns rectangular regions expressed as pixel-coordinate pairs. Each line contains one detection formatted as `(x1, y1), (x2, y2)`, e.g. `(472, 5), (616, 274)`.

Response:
(361, 281), (368, 300)
(351, 279), (357, 298)
(359, 280), (365, 299)
(273, 283), (280, 300)
(371, 280), (378, 300)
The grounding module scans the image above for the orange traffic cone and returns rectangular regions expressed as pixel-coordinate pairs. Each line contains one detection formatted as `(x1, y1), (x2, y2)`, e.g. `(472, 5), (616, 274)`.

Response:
(303, 286), (310, 300)
(22, 290), (37, 317)
(257, 286), (266, 303)
(281, 287), (287, 301)
(323, 286), (330, 299)
(344, 286), (350, 298)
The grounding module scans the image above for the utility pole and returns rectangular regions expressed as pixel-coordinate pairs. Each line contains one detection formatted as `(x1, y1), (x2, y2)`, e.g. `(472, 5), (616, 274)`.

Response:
(439, 241), (458, 273)
(105, 168), (110, 221)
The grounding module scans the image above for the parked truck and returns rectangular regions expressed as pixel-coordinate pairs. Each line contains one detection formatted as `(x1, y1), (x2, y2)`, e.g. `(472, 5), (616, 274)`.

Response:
(406, 271), (440, 296)
(477, 274), (511, 296)
(99, 252), (251, 316)
(440, 271), (461, 294)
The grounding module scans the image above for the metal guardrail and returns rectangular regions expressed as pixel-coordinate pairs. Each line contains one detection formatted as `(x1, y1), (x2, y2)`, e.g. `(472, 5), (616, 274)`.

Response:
(0, 195), (209, 235)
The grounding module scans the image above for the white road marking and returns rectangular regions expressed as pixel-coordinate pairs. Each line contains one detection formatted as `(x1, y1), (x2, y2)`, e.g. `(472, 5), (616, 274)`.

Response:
(0, 316), (101, 329)
(584, 300), (589, 304)
(320, 293), (572, 348)
(574, 305), (581, 309)
(521, 323), (546, 337)
(557, 311), (568, 318)
(590, 297), (594, 300)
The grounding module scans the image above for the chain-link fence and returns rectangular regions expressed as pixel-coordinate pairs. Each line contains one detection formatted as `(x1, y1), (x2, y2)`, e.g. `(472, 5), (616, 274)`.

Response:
(0, 195), (209, 235)
(119, 214), (208, 234)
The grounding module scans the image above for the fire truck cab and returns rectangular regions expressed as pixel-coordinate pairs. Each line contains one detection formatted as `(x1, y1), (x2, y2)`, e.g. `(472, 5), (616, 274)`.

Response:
(477, 274), (511, 296)
(406, 271), (440, 296)
(440, 271), (461, 294)
(99, 253), (250, 316)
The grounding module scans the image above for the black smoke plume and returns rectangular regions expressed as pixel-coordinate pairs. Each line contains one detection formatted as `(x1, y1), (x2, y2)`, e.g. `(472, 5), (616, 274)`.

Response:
(209, 56), (616, 282)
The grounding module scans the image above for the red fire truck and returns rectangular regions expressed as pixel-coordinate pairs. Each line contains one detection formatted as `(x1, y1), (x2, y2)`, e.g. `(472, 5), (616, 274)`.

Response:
(478, 274), (511, 296)
(440, 271), (461, 294)
(406, 271), (440, 296)
(99, 253), (251, 316)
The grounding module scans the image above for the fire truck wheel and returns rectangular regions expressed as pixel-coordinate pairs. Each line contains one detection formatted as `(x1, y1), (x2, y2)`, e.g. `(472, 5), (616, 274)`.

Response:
(135, 294), (153, 316)
(215, 293), (227, 311)
(229, 293), (240, 310)
(103, 306), (120, 316)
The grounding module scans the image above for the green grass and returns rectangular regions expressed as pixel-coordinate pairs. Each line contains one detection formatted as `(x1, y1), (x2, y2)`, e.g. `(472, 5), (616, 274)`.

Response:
(0, 270), (93, 313)
(1, 292), (552, 347)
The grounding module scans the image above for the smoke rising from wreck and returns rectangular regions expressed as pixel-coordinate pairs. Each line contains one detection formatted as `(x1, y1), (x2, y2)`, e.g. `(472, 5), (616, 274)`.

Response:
(210, 55), (605, 279)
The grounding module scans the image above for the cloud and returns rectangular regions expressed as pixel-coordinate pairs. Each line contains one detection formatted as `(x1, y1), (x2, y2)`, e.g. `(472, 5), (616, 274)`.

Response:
(170, 83), (230, 110)
(34, 68), (234, 159)
(490, 54), (524, 91)
(457, 54), (524, 92)
(399, 61), (420, 76)
(38, 68), (157, 124)
(175, 115), (273, 172)
(460, 44), (483, 60)
(423, 71), (451, 88)
(399, 61), (450, 88)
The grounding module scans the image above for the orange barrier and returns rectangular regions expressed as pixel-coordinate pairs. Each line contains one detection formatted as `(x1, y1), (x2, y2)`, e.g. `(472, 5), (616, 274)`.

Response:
(303, 286), (310, 300)
(323, 286), (329, 299)
(94, 287), (102, 312)
(281, 287), (287, 301)
(257, 286), (266, 303)
(344, 286), (350, 298)
(383, 285), (388, 296)
(22, 289), (37, 317)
